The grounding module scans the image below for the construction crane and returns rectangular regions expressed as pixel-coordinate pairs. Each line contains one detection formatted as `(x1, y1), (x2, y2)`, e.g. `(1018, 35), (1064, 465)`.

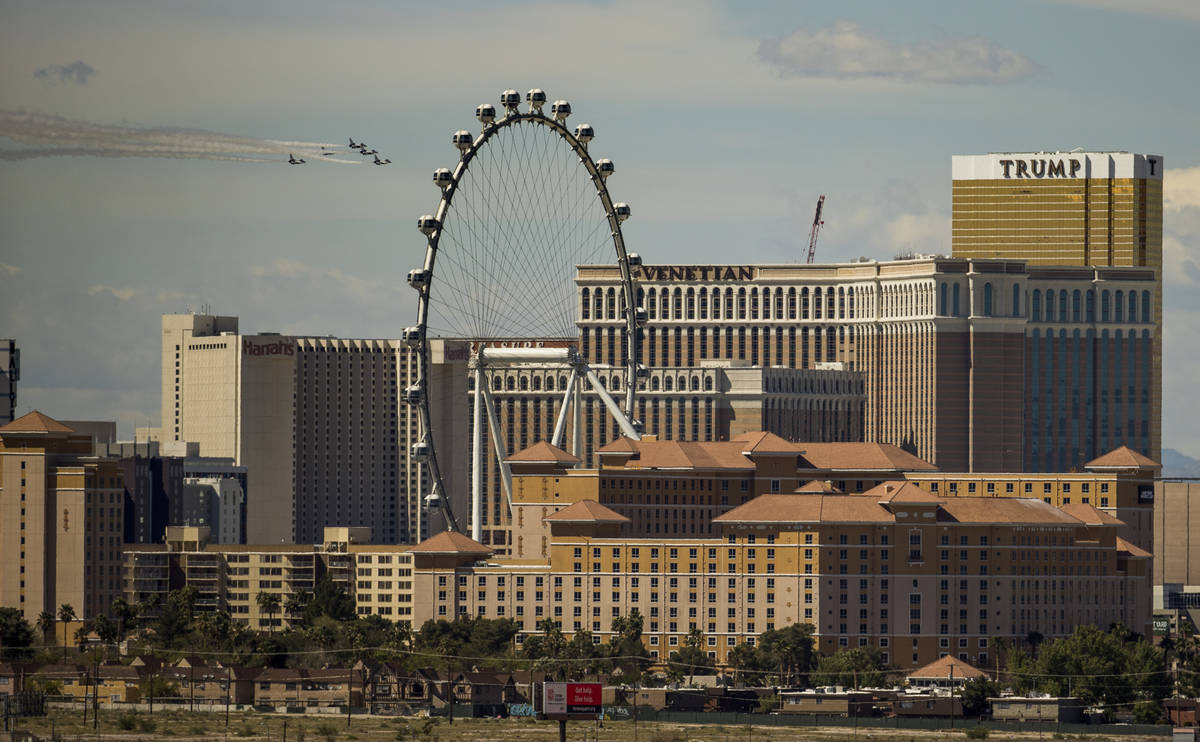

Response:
(805, 195), (825, 264)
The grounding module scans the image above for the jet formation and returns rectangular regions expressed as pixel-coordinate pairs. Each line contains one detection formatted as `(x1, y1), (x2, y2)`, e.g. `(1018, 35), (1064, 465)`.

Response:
(284, 138), (391, 165)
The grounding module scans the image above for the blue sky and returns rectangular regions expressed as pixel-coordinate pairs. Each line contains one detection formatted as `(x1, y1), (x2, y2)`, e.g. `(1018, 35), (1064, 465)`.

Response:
(2, 0), (1199, 453)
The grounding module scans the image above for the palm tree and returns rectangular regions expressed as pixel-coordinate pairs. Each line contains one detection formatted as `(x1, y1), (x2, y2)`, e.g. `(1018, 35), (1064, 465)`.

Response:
(57, 604), (76, 658)
(256, 592), (281, 633)
(35, 611), (55, 646)
(110, 597), (136, 641)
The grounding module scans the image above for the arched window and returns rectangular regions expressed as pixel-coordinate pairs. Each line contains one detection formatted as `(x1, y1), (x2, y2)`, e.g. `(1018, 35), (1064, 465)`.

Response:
(1115, 291), (1124, 322)
(801, 287), (810, 319)
(983, 282), (993, 317)
(506, 376), (515, 391)
(691, 376), (700, 391)
(814, 287), (823, 319)
(1032, 290), (1041, 322)
(939, 283), (948, 316)
(558, 375), (567, 389)
(737, 288), (746, 319)
(520, 377), (529, 391)
(1086, 290), (1095, 323)
(664, 376), (673, 391)
(672, 288), (682, 320)
(606, 288), (616, 320)
(651, 377), (660, 391)
(704, 377), (713, 391)
(847, 286), (856, 318)
(698, 288), (708, 320)
(952, 284), (960, 316)
(1142, 290), (1151, 324)
(788, 287), (797, 320)
(686, 287), (695, 320)
(1101, 290), (1110, 322)
(581, 288), (591, 320)
(1058, 290), (1068, 322)
(1127, 290), (1138, 323)
(532, 376), (541, 391)
(1012, 284), (1021, 317)
(1072, 290), (1081, 323)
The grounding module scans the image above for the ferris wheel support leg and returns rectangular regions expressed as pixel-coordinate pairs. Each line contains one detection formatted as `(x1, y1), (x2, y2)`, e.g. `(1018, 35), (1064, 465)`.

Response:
(481, 382), (514, 510)
(471, 364), (484, 543)
(551, 367), (579, 449)
(572, 372), (582, 461)
(582, 366), (642, 440)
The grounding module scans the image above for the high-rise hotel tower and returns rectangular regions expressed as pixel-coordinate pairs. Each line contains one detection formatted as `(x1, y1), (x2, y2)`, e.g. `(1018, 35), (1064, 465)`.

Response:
(952, 152), (1163, 465)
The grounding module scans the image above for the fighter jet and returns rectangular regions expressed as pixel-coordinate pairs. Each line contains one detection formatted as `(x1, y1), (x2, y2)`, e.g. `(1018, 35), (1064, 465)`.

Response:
(361, 148), (378, 156)
(348, 137), (363, 149)
(373, 155), (392, 165)
(288, 154), (306, 165)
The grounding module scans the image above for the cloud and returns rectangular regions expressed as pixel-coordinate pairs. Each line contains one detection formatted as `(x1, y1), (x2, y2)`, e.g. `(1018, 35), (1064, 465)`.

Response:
(86, 285), (136, 301)
(1049, 0), (1200, 21)
(33, 60), (97, 85)
(0, 110), (359, 164)
(1166, 166), (1200, 211)
(758, 21), (1040, 84)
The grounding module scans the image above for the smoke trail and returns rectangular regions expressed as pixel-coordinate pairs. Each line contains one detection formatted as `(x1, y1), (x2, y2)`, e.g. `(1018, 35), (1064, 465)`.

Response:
(0, 110), (361, 164)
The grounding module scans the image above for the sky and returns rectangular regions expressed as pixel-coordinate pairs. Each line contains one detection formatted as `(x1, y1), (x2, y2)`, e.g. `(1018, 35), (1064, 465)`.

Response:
(2, 0), (1199, 454)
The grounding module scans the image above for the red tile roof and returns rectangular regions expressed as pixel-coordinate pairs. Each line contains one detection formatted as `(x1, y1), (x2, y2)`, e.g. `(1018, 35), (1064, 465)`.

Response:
(407, 531), (493, 556)
(508, 441), (581, 465)
(544, 500), (630, 524)
(868, 481), (941, 503)
(1085, 446), (1160, 469)
(716, 493), (1089, 526)
(795, 480), (841, 493)
(1116, 536), (1152, 558)
(0, 410), (74, 434)
(907, 655), (986, 681)
(1060, 502), (1125, 526)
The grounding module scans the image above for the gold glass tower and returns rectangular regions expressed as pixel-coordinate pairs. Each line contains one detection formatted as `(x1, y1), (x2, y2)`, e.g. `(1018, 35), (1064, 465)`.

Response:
(951, 152), (1163, 465)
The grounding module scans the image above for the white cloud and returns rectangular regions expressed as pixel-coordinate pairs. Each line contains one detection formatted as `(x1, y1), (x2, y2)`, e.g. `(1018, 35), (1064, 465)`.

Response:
(86, 285), (136, 301)
(1049, 0), (1200, 22)
(757, 20), (1040, 84)
(1165, 166), (1200, 211)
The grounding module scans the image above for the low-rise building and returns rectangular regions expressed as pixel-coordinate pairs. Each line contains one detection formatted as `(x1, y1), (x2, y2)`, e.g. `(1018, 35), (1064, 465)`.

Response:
(990, 696), (1085, 723)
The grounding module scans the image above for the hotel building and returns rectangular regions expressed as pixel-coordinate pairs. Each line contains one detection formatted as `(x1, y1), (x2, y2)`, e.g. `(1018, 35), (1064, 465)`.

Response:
(156, 313), (469, 545)
(952, 151), (1163, 465)
(409, 435), (1151, 669)
(0, 411), (126, 621)
(122, 525), (415, 629)
(577, 258), (1157, 473)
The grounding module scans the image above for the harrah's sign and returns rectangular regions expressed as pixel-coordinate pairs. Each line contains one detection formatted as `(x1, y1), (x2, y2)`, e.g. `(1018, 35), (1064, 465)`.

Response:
(636, 266), (755, 281)
(243, 338), (295, 357)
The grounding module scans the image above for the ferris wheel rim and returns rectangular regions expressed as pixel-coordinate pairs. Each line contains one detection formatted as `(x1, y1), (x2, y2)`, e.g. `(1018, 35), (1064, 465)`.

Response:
(409, 102), (639, 536)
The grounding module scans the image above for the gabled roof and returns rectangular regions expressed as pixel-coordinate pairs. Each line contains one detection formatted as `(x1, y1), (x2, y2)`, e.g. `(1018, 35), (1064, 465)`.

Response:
(596, 437), (639, 454)
(508, 441), (580, 465)
(795, 442), (938, 472)
(1085, 446), (1161, 470)
(795, 480), (840, 493)
(733, 431), (799, 455)
(0, 410), (74, 434)
(907, 655), (986, 681)
(717, 493), (1088, 526)
(868, 480), (941, 504)
(1116, 536), (1152, 558)
(1060, 502), (1125, 526)
(544, 500), (630, 524)
(407, 531), (493, 556)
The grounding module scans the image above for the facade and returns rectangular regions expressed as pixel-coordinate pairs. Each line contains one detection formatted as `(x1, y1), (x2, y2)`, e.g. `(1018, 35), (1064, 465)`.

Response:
(1153, 479), (1200, 619)
(951, 151), (1163, 466)
(577, 258), (1158, 473)
(92, 440), (184, 546)
(157, 313), (468, 545)
(408, 435), (1153, 670)
(180, 476), (245, 544)
(0, 411), (126, 621)
(474, 360), (865, 548)
(1, 339), (17, 425)
(121, 525), (415, 629)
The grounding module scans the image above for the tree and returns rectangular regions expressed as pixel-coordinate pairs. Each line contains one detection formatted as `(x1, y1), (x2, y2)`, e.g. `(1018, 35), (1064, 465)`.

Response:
(57, 603), (76, 656)
(667, 628), (715, 684)
(35, 610), (56, 646)
(92, 614), (118, 646)
(110, 597), (137, 641)
(811, 647), (886, 689)
(0, 607), (35, 660)
(959, 677), (1000, 717)
(607, 611), (652, 681)
(757, 623), (817, 686)
(284, 590), (310, 622)
(140, 674), (179, 703)
(304, 577), (355, 624)
(257, 591), (282, 633)
(156, 587), (196, 644)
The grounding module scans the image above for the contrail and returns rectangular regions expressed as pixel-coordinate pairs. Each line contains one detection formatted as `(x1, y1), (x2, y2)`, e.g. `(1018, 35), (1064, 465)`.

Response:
(0, 110), (361, 164)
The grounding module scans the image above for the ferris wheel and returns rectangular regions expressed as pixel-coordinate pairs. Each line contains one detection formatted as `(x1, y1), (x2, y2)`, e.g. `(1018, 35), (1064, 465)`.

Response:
(403, 89), (644, 538)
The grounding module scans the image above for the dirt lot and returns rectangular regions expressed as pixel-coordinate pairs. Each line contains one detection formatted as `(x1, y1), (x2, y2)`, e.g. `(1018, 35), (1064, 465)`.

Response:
(7, 707), (1171, 742)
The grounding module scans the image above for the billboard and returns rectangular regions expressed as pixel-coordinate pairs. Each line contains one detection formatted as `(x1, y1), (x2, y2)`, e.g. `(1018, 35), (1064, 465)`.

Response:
(543, 682), (602, 718)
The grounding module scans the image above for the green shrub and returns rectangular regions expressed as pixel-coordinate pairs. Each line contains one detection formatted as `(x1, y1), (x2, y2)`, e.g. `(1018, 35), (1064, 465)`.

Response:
(116, 711), (139, 730)
(137, 717), (158, 733)
(965, 727), (989, 739)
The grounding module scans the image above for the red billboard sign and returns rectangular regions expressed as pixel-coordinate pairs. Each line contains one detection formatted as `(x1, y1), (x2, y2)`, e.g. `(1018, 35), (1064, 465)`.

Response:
(566, 683), (601, 713)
